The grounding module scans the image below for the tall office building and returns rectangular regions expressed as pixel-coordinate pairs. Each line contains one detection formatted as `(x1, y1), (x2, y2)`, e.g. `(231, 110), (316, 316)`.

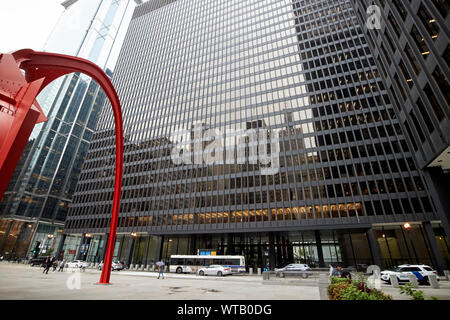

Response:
(0, 0), (141, 259)
(350, 0), (450, 244)
(64, 0), (448, 272)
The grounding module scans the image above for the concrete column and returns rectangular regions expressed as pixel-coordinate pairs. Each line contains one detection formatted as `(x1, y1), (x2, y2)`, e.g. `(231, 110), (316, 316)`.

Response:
(268, 233), (276, 270)
(389, 275), (399, 288)
(190, 234), (197, 255)
(156, 235), (164, 261)
(126, 236), (136, 267)
(101, 233), (109, 261)
(75, 235), (86, 260)
(56, 234), (66, 260)
(315, 230), (325, 268)
(423, 221), (446, 276)
(0, 220), (13, 254)
(366, 228), (382, 267)
(423, 168), (450, 237)
(226, 234), (234, 255)
(318, 273), (329, 300)
(407, 274), (419, 288)
(429, 275), (439, 289)
(444, 270), (450, 281)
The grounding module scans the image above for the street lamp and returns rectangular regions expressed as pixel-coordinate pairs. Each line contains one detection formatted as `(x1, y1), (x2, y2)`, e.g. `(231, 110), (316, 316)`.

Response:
(403, 222), (411, 230)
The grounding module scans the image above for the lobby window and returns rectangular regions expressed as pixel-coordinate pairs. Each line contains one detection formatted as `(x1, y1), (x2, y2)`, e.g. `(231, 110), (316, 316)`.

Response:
(432, 66), (450, 106)
(418, 4), (440, 40)
(410, 25), (430, 58)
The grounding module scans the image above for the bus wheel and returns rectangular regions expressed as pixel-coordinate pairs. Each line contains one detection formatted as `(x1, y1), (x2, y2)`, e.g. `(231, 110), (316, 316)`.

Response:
(176, 267), (183, 274)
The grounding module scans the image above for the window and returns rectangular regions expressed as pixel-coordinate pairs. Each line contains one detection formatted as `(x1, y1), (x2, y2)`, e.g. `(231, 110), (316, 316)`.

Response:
(432, 66), (450, 106)
(423, 84), (445, 121)
(404, 44), (421, 75)
(443, 45), (450, 68)
(431, 0), (449, 18)
(399, 60), (413, 88)
(418, 4), (440, 39)
(415, 97), (435, 133)
(388, 12), (401, 38)
(410, 25), (430, 58)
(392, 0), (408, 20)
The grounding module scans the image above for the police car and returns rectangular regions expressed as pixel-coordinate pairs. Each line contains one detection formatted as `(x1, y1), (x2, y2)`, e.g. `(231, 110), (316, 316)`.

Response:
(380, 264), (438, 285)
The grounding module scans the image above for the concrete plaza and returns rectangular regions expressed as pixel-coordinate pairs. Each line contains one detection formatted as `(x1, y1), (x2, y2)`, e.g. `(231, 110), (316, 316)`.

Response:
(1, 262), (449, 300)
(0, 263), (319, 300)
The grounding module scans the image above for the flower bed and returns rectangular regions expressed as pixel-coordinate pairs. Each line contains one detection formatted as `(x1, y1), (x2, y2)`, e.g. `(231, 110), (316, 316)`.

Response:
(328, 277), (392, 300)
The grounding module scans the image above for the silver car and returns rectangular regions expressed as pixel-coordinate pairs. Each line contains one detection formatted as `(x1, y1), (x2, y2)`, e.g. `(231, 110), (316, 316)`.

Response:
(197, 265), (232, 277)
(275, 264), (311, 278)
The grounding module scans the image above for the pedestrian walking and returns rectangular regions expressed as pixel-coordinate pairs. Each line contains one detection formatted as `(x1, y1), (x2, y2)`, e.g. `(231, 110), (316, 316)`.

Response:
(43, 256), (54, 274)
(156, 261), (165, 279)
(52, 259), (58, 272)
(58, 259), (65, 272)
(329, 264), (339, 278)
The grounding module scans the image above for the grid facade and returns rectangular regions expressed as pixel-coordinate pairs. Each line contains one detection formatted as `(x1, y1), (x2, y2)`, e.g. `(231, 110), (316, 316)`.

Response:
(65, 0), (441, 237)
(350, 0), (450, 235)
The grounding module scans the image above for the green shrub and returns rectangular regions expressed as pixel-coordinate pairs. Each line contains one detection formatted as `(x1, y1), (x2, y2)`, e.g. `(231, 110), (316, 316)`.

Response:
(399, 283), (424, 300)
(329, 276), (350, 284)
(328, 277), (392, 300)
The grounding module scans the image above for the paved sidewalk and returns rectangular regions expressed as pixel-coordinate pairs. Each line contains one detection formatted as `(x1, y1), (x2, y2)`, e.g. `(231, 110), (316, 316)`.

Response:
(0, 263), (320, 300)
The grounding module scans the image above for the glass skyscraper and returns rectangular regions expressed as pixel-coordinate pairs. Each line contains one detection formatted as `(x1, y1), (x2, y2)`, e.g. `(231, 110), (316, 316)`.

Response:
(0, 0), (141, 260)
(64, 0), (448, 272)
(350, 0), (450, 263)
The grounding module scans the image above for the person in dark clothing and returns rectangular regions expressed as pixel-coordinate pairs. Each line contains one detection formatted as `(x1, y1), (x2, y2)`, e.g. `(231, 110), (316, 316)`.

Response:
(337, 266), (352, 280)
(52, 259), (58, 272)
(43, 256), (54, 274)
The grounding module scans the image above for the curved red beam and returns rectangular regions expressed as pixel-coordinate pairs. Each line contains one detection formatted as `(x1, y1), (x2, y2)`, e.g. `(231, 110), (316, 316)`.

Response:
(3, 49), (123, 284)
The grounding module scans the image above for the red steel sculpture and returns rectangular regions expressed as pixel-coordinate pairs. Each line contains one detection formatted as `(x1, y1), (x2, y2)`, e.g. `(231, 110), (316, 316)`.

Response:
(0, 49), (123, 284)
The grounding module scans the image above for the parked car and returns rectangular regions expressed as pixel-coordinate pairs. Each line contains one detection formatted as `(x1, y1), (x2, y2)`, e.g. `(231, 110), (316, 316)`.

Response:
(197, 265), (232, 277)
(275, 264), (311, 278)
(98, 261), (125, 271)
(29, 257), (47, 267)
(66, 260), (87, 269)
(380, 264), (438, 285)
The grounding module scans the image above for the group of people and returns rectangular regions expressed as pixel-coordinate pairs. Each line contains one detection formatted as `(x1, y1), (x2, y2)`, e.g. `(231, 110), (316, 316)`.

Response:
(42, 257), (66, 274)
(329, 264), (352, 280)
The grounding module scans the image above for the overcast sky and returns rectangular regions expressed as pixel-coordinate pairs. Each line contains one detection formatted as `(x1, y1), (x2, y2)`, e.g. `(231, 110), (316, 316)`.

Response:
(0, 0), (64, 53)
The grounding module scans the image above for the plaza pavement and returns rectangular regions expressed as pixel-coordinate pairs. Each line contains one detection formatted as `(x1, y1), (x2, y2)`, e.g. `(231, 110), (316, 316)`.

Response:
(0, 263), (319, 300)
(1, 262), (449, 300)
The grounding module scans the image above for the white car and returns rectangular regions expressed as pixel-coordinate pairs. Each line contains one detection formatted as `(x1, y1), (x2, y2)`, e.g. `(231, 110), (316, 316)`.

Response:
(98, 261), (125, 271)
(197, 265), (232, 277)
(380, 264), (438, 285)
(66, 260), (87, 269)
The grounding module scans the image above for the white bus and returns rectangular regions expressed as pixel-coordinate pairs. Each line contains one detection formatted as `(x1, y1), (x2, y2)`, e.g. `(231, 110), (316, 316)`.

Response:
(169, 255), (245, 274)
